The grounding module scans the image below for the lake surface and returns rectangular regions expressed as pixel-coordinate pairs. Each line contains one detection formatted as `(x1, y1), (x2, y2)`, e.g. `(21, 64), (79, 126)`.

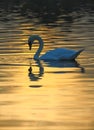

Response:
(0, 1), (94, 130)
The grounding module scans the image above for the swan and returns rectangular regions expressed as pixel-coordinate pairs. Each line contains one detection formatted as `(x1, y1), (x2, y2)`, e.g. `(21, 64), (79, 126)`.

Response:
(28, 35), (84, 60)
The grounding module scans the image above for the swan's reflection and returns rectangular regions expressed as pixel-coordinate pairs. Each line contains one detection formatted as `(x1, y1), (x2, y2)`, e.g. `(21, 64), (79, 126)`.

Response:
(45, 60), (85, 73)
(28, 60), (85, 82)
(28, 60), (44, 81)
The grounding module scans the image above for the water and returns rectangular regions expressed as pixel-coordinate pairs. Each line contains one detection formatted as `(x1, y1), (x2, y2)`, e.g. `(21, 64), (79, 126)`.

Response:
(0, 1), (94, 130)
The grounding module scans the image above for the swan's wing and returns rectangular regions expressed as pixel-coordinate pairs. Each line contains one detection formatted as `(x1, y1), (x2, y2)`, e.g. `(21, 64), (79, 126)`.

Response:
(40, 48), (77, 60)
(40, 50), (59, 60)
(56, 48), (76, 60)
(49, 48), (77, 60)
(57, 48), (83, 60)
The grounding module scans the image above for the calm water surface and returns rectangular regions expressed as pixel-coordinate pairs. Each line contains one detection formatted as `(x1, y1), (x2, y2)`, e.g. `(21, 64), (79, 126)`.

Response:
(0, 1), (94, 130)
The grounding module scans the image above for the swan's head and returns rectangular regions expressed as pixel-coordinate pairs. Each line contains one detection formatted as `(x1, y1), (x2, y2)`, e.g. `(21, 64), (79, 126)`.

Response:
(28, 35), (43, 50)
(28, 36), (34, 50)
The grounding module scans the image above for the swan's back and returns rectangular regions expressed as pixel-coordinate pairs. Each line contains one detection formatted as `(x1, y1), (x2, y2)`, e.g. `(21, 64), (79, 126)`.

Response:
(40, 48), (83, 60)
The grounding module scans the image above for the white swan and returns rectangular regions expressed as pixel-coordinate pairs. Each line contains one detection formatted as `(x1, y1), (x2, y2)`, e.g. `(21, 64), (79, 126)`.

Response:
(28, 35), (84, 60)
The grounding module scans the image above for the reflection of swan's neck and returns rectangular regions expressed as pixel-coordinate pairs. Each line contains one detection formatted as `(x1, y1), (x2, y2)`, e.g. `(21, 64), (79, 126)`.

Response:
(34, 37), (43, 59)
(28, 60), (44, 81)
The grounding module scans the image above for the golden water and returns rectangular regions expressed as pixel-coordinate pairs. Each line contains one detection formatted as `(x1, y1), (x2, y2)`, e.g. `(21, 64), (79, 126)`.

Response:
(0, 1), (94, 130)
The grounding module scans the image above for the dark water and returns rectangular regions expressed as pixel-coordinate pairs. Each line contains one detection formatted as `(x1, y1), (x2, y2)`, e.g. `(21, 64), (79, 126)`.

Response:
(0, 1), (94, 130)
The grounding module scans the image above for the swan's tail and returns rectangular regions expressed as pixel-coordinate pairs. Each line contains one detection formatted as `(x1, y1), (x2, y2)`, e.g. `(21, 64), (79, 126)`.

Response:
(74, 49), (84, 59)
(74, 44), (94, 59)
(77, 48), (84, 54)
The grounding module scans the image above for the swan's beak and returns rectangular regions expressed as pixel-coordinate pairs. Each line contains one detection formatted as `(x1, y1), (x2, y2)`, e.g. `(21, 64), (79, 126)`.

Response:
(29, 44), (32, 50)
(28, 37), (33, 50)
(28, 41), (32, 50)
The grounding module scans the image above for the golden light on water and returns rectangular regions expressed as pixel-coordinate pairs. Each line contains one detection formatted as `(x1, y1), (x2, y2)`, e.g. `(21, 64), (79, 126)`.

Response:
(0, 1), (94, 129)
(0, 67), (93, 130)
(0, 57), (94, 130)
(0, 22), (94, 129)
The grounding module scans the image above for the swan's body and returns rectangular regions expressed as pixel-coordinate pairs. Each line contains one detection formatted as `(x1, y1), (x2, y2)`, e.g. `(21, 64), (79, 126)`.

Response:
(28, 35), (84, 60)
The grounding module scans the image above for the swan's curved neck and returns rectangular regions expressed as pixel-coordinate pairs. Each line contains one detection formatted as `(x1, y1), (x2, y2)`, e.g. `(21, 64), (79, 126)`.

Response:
(29, 35), (44, 60)
(34, 36), (43, 60)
